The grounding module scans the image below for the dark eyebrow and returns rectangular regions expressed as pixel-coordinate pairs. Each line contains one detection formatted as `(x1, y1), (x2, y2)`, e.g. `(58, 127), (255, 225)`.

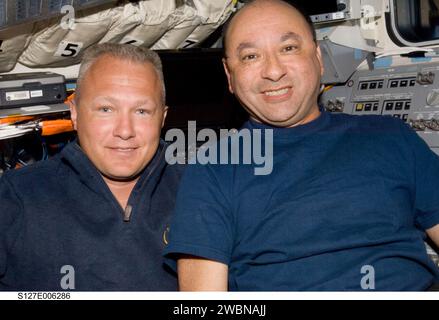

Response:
(280, 32), (302, 43)
(235, 32), (302, 52)
(236, 42), (256, 54)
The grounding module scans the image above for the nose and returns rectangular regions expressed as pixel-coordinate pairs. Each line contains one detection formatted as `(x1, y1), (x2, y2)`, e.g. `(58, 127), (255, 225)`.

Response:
(261, 54), (287, 82)
(113, 113), (136, 140)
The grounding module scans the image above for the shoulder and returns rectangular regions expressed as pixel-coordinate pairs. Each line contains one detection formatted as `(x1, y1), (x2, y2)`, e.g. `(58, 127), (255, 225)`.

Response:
(325, 113), (420, 157)
(166, 162), (186, 177)
(1, 156), (61, 191)
(329, 112), (404, 132)
(161, 162), (186, 184)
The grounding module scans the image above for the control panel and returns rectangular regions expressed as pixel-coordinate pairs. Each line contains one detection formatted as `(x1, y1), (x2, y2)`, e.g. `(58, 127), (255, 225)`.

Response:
(320, 61), (439, 155)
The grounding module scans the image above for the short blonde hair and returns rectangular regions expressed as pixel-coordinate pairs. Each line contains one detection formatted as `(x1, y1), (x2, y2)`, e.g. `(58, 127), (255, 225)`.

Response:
(75, 43), (166, 105)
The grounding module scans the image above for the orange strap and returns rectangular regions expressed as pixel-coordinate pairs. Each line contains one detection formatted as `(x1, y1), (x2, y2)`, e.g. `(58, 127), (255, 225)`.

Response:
(65, 92), (75, 103)
(0, 115), (35, 125)
(40, 120), (74, 136)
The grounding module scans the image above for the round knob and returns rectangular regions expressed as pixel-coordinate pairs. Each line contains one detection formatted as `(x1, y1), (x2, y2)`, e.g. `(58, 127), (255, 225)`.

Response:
(427, 91), (439, 106)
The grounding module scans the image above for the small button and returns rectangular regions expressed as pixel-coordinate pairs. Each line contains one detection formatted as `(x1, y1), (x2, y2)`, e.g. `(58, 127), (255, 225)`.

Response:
(395, 102), (404, 110)
(400, 80), (408, 87)
(402, 114), (409, 121)
(356, 103), (364, 111)
(360, 83), (368, 90)
(390, 81), (399, 88)
(373, 103), (379, 111)
(385, 102), (394, 110)
(405, 101), (411, 110)
(378, 81), (384, 89)
(365, 103), (372, 111)
(410, 79), (416, 86)
(369, 82), (377, 89)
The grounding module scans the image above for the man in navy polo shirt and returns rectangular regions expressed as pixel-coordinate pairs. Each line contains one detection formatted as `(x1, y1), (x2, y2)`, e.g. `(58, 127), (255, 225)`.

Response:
(164, 0), (439, 291)
(0, 43), (182, 290)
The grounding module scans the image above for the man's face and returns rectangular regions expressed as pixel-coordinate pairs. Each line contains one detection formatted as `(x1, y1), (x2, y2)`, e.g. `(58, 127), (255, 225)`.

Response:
(223, 1), (324, 128)
(70, 55), (167, 181)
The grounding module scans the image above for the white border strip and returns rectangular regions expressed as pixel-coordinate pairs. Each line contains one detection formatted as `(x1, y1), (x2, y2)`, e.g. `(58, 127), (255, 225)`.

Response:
(1, 291), (439, 300)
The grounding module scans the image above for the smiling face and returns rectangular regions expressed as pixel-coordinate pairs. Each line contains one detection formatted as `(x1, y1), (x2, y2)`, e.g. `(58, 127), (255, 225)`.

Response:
(70, 55), (167, 182)
(223, 0), (324, 128)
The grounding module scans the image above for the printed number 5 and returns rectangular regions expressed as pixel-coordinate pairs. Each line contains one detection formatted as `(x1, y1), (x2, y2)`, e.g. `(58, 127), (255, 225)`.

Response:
(54, 41), (83, 57)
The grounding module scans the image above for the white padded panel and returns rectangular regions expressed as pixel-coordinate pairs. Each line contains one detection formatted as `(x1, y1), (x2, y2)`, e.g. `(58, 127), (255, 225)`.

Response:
(18, 7), (115, 68)
(106, 0), (177, 48)
(179, 0), (234, 48)
(0, 24), (34, 73)
(151, 2), (200, 50)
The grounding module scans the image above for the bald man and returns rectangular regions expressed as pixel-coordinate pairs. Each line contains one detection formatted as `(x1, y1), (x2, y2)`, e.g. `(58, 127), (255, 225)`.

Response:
(164, 0), (439, 291)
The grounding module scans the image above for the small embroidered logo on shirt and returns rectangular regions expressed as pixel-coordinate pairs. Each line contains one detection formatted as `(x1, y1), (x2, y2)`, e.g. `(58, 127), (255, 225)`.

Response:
(163, 226), (170, 245)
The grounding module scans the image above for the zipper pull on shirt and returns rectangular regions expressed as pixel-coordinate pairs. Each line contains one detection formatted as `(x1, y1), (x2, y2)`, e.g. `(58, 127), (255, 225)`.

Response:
(123, 205), (133, 222)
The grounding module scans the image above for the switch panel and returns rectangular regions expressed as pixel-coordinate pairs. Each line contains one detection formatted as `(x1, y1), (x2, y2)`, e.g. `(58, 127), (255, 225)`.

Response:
(320, 61), (439, 150)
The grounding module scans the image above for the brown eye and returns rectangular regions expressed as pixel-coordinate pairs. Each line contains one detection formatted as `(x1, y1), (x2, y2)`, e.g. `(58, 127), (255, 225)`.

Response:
(99, 106), (112, 113)
(283, 45), (298, 52)
(242, 54), (258, 61)
(136, 108), (150, 115)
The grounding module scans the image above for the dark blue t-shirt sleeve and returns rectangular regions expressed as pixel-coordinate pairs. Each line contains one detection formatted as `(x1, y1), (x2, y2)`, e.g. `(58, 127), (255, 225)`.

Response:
(163, 163), (234, 270)
(399, 123), (439, 229)
(0, 173), (23, 279)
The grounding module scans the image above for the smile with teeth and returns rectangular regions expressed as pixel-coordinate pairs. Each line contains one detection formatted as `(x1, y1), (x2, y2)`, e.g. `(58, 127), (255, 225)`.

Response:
(264, 88), (290, 97)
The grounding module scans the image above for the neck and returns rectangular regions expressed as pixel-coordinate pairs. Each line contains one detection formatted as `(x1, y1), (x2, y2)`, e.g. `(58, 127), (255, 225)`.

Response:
(292, 105), (321, 127)
(102, 176), (139, 209)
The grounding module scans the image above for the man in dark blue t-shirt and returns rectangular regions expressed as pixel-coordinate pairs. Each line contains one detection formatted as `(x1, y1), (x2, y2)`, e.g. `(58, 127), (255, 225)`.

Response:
(164, 0), (439, 291)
